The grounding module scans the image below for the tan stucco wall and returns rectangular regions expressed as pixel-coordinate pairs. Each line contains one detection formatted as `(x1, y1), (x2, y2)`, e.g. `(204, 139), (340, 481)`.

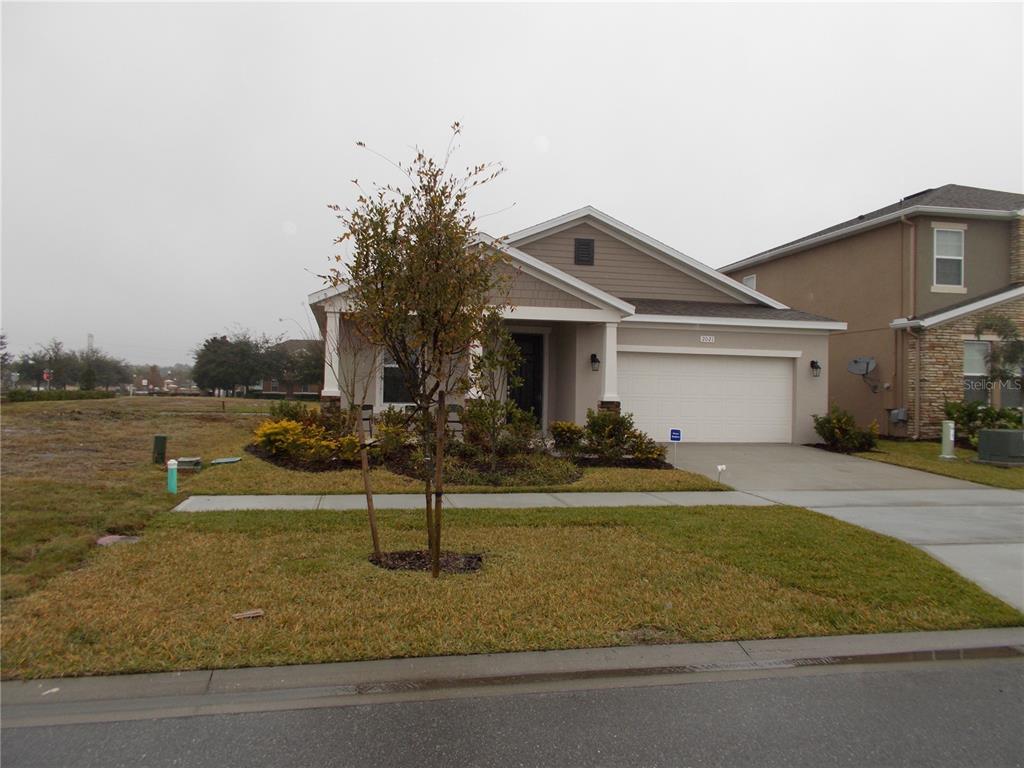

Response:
(724, 222), (908, 433)
(520, 222), (745, 303)
(914, 217), (1012, 317)
(614, 325), (830, 444)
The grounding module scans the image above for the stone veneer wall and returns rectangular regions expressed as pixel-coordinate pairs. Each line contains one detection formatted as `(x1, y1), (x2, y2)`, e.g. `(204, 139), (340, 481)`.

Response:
(905, 296), (1024, 437)
(1011, 213), (1024, 285)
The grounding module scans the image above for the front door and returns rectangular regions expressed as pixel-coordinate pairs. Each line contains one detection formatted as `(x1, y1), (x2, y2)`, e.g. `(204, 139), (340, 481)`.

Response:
(509, 333), (544, 423)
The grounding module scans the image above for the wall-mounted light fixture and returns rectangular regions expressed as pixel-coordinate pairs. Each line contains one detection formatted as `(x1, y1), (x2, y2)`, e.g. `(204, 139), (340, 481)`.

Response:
(810, 360), (822, 378)
(590, 353), (601, 372)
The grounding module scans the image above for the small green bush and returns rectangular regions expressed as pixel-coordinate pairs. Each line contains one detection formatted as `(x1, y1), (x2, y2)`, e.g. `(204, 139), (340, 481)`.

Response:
(944, 400), (1023, 447)
(5, 390), (115, 402)
(550, 421), (584, 456)
(812, 405), (878, 453)
(583, 409), (637, 463)
(252, 418), (360, 465)
(268, 400), (312, 422)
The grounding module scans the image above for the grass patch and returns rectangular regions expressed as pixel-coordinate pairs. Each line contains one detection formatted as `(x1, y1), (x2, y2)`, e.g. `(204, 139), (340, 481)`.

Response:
(857, 439), (1024, 489)
(2, 504), (1020, 679)
(0, 397), (722, 601)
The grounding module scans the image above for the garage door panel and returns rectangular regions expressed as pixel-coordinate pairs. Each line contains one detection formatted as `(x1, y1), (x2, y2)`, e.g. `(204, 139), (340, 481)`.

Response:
(619, 352), (793, 443)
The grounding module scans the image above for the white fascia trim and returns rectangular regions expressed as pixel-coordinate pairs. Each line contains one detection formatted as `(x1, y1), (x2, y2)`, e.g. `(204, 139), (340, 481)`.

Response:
(618, 344), (803, 358)
(500, 306), (622, 323)
(478, 234), (635, 315)
(722, 206), (1021, 274)
(308, 283), (347, 305)
(623, 314), (847, 331)
(890, 285), (1024, 330)
(505, 206), (788, 310)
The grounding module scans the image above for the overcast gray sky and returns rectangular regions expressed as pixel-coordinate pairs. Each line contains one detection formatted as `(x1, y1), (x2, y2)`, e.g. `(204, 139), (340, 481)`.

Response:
(3, 2), (1021, 365)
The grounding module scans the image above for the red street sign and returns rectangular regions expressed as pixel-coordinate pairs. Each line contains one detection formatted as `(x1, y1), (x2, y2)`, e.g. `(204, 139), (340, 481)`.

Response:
(42, 371), (51, 381)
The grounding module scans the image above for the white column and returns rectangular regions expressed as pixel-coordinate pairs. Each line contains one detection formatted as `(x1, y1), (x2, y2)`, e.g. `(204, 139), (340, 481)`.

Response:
(322, 309), (341, 398)
(601, 322), (618, 402)
(467, 339), (483, 399)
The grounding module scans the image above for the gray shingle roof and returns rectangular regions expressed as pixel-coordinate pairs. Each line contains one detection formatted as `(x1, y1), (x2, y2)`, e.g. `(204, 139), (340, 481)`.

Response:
(626, 299), (837, 323)
(752, 184), (1024, 258)
(911, 284), (1021, 322)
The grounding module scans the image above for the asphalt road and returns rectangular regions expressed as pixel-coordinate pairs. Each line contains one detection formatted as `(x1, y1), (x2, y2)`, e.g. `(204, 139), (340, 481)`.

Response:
(4, 659), (1022, 768)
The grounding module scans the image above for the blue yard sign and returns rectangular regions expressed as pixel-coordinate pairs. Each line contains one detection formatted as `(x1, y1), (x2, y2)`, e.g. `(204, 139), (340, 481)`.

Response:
(669, 429), (682, 442)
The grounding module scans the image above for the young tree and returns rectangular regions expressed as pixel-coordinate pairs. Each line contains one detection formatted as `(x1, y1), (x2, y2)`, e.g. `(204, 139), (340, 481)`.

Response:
(327, 124), (508, 577)
(975, 314), (1024, 404)
(466, 307), (523, 473)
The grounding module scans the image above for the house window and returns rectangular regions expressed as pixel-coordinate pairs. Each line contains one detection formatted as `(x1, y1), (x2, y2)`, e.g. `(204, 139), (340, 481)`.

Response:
(742, 274), (757, 290)
(934, 229), (964, 288)
(270, 378), (279, 391)
(382, 358), (413, 404)
(963, 340), (990, 404)
(574, 238), (595, 266)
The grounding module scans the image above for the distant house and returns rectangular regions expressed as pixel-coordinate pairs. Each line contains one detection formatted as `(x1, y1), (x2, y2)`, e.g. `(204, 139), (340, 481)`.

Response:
(721, 184), (1024, 438)
(260, 339), (323, 398)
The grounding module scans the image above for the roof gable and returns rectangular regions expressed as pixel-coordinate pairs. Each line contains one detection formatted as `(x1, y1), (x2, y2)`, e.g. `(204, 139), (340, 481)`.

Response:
(507, 206), (786, 309)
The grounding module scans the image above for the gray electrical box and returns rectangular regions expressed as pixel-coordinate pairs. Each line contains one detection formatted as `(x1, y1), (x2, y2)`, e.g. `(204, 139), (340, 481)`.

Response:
(888, 408), (908, 424)
(976, 429), (1024, 467)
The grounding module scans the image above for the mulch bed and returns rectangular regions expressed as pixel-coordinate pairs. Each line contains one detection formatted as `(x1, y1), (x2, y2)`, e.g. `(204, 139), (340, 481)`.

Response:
(369, 550), (483, 574)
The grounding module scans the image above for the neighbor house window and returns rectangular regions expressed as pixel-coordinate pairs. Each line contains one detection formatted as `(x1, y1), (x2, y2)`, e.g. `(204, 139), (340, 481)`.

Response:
(742, 274), (757, 290)
(382, 357), (413, 404)
(934, 228), (964, 288)
(270, 378), (279, 391)
(574, 238), (595, 266)
(963, 340), (990, 404)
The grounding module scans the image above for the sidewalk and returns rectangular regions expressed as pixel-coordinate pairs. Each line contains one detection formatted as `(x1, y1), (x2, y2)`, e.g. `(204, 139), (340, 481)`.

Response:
(4, 628), (1022, 728)
(173, 490), (773, 512)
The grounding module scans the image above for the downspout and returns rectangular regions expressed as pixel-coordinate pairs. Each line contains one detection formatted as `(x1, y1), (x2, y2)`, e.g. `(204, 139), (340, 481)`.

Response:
(901, 215), (919, 438)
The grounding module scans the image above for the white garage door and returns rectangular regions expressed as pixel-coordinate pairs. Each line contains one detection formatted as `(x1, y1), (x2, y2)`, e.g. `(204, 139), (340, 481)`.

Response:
(619, 352), (793, 443)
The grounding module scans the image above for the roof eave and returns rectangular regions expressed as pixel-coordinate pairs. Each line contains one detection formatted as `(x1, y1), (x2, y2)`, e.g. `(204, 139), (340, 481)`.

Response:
(723, 206), (1023, 274)
(623, 314), (847, 331)
(890, 285), (1024, 330)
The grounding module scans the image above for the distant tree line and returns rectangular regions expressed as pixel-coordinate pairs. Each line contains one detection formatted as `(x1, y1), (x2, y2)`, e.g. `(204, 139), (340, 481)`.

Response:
(192, 331), (323, 394)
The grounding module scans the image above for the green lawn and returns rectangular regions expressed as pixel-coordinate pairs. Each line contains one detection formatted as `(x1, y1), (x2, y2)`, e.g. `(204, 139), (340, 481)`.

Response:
(0, 396), (722, 601)
(3, 503), (1020, 679)
(857, 439), (1024, 489)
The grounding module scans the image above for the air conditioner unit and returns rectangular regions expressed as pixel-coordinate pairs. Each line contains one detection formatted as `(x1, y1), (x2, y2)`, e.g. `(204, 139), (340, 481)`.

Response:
(976, 429), (1024, 467)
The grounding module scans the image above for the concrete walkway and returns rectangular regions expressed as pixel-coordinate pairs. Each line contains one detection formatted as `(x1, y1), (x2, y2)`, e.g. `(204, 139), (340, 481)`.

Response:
(4, 628), (1021, 729)
(172, 490), (772, 512)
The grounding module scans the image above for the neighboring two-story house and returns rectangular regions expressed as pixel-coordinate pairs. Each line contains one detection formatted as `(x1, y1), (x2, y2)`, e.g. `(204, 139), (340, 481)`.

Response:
(310, 207), (845, 444)
(721, 185), (1024, 438)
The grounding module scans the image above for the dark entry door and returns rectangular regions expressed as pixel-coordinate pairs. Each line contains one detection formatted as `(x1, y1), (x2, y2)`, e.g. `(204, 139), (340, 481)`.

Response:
(509, 333), (544, 422)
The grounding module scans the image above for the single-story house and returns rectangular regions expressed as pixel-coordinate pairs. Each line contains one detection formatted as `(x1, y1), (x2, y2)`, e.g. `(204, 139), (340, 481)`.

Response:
(308, 207), (846, 444)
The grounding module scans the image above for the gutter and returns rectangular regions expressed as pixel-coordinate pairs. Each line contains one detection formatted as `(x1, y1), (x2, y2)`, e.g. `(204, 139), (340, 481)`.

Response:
(722, 205), (1020, 274)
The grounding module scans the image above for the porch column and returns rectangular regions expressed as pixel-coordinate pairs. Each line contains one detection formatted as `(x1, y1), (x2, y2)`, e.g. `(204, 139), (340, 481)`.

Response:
(322, 309), (341, 398)
(467, 339), (483, 399)
(600, 322), (618, 403)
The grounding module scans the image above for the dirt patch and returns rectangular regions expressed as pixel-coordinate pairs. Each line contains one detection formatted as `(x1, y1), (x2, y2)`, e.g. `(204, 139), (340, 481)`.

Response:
(369, 550), (483, 574)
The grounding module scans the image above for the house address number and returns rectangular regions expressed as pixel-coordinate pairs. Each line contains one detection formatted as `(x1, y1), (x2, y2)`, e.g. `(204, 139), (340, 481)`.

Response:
(699, 335), (715, 344)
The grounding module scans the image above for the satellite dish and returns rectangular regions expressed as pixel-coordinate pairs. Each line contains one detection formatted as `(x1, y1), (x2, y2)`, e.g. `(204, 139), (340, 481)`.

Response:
(847, 357), (876, 376)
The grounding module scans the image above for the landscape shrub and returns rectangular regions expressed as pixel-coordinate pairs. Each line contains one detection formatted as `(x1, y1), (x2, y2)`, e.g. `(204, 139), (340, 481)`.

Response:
(583, 409), (637, 463)
(550, 421), (584, 457)
(5, 390), (115, 402)
(252, 418), (360, 465)
(812, 405), (878, 453)
(626, 430), (667, 465)
(268, 400), (312, 422)
(943, 400), (1022, 447)
(372, 423), (411, 461)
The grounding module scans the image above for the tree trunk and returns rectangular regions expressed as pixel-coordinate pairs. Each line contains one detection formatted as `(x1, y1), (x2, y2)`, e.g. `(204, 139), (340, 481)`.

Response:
(423, 411), (435, 554)
(356, 415), (381, 559)
(431, 391), (447, 578)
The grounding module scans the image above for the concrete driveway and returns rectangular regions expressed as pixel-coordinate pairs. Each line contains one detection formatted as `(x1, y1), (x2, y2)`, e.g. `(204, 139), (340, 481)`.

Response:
(669, 443), (979, 491)
(671, 444), (1024, 610)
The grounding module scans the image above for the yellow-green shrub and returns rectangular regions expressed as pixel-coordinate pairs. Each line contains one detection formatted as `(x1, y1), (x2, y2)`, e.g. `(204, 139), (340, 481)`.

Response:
(253, 418), (360, 464)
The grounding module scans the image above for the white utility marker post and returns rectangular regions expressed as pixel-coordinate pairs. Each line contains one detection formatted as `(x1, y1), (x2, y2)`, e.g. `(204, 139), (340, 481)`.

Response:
(940, 419), (956, 459)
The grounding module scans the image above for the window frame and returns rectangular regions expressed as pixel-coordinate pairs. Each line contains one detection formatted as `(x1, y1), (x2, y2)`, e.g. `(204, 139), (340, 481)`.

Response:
(378, 358), (416, 408)
(963, 339), (991, 404)
(932, 227), (965, 290)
